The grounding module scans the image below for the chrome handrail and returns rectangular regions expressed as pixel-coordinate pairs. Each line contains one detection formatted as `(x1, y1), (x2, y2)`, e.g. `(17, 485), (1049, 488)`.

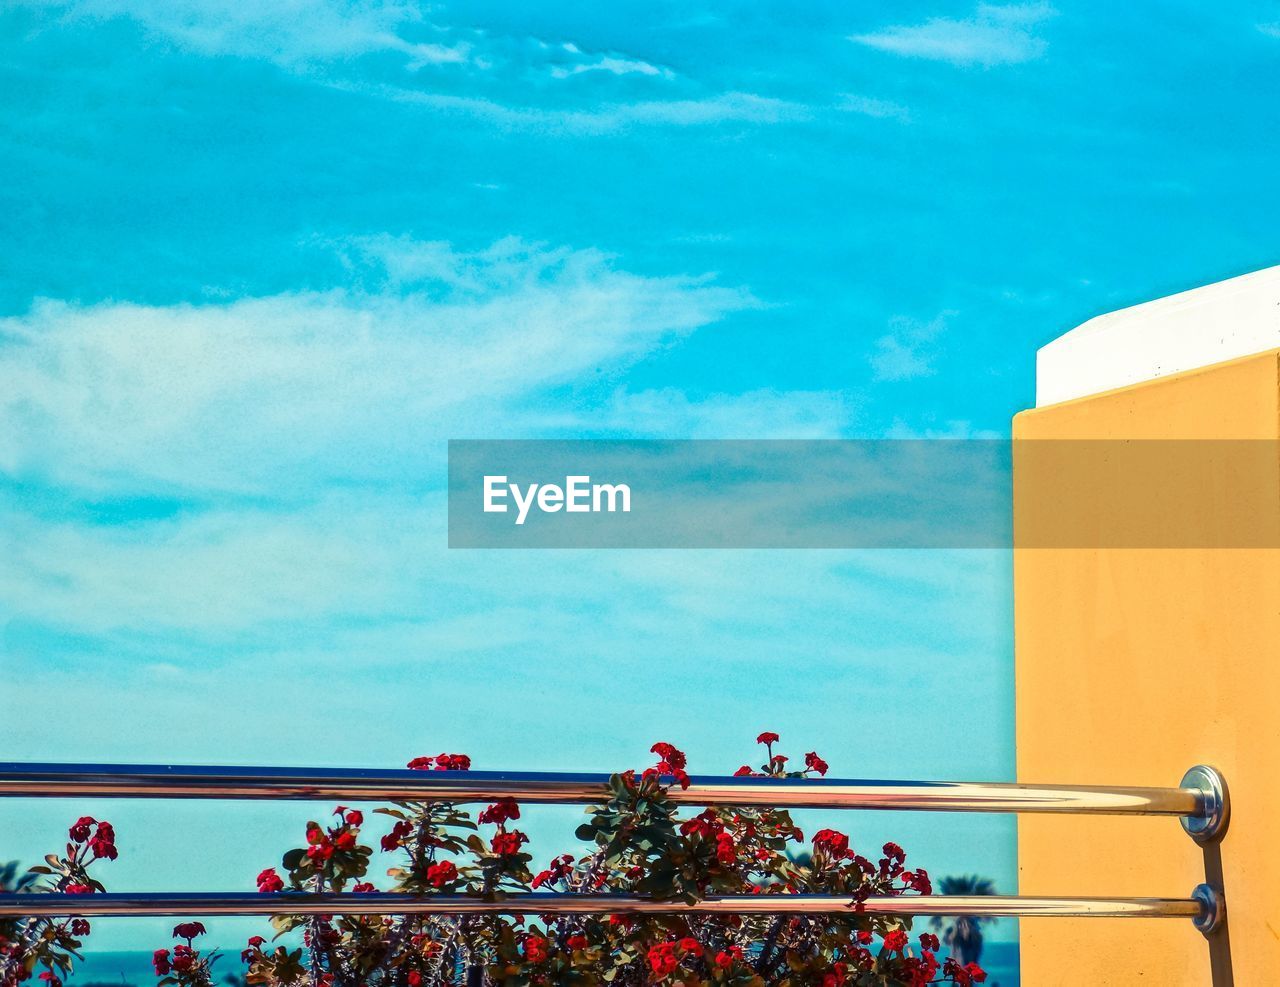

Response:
(0, 762), (1225, 829)
(0, 762), (1229, 935)
(0, 890), (1208, 921)
(0, 891), (1212, 923)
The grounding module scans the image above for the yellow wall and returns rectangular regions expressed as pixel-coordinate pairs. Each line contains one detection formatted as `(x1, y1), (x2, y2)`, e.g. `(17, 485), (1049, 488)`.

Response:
(1013, 349), (1280, 984)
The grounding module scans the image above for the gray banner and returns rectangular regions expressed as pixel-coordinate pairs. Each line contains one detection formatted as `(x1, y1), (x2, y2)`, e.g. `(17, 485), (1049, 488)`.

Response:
(447, 440), (1280, 549)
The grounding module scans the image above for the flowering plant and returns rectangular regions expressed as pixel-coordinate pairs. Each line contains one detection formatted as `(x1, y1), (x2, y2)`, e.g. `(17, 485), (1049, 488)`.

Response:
(0, 817), (116, 987)
(1, 737), (988, 987)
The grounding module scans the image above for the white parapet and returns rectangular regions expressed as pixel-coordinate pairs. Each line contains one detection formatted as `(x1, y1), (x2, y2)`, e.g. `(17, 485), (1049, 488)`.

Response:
(1036, 265), (1280, 407)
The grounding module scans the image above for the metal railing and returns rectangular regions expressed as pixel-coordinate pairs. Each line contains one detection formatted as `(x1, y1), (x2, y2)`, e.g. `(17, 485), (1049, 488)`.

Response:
(0, 761), (1229, 935)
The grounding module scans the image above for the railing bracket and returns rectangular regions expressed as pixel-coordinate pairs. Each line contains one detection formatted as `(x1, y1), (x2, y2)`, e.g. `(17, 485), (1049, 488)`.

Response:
(1179, 765), (1229, 844)
(1191, 883), (1225, 936)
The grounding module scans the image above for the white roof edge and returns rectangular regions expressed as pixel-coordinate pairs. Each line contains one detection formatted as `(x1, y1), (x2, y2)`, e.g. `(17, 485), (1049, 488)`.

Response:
(1036, 265), (1280, 407)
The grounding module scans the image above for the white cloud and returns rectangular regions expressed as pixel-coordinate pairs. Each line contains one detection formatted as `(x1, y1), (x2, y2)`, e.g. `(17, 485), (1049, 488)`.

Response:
(883, 418), (1002, 439)
(549, 43), (674, 80)
(576, 387), (857, 438)
(34, 0), (470, 68)
(836, 93), (911, 122)
(869, 311), (954, 382)
(0, 237), (755, 493)
(0, 484), (1004, 652)
(1258, 22), (1280, 38)
(0, 494), (436, 636)
(850, 3), (1057, 68)
(18, 1), (804, 132)
(351, 84), (809, 134)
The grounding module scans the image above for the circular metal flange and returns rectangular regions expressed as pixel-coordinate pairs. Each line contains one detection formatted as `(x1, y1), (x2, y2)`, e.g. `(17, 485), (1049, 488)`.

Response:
(1192, 884), (1225, 936)
(1180, 764), (1229, 845)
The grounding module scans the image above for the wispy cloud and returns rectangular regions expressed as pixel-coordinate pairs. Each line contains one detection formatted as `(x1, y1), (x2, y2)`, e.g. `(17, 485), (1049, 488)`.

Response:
(836, 93), (911, 122)
(1258, 22), (1280, 38)
(38, 0), (470, 68)
(548, 43), (675, 80)
(546, 387), (858, 438)
(0, 237), (755, 493)
(348, 84), (809, 134)
(22, 0), (799, 132)
(869, 311), (954, 382)
(851, 2), (1057, 68)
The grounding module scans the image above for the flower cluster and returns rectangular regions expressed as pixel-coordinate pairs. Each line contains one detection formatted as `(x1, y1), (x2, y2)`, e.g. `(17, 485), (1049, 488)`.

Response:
(4, 736), (989, 987)
(1, 816), (119, 987)
(407, 754), (472, 772)
(152, 922), (219, 986)
(250, 736), (985, 985)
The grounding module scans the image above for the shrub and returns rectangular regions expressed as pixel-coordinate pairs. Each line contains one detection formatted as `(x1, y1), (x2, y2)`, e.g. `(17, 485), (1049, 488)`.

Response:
(1, 736), (987, 987)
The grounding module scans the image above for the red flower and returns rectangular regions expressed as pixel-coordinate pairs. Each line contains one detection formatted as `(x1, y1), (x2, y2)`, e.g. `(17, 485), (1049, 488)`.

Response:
(248, 936), (265, 948)
(64, 884), (92, 895)
(87, 821), (117, 860)
(644, 758), (691, 790)
(491, 830), (529, 856)
(68, 816), (95, 843)
(173, 922), (206, 941)
(715, 946), (743, 968)
(943, 958), (987, 985)
(715, 831), (736, 865)
(813, 828), (850, 858)
(352, 882), (378, 893)
(680, 808), (721, 839)
(426, 861), (457, 888)
(256, 868), (284, 893)
(647, 941), (680, 976)
(407, 756), (435, 770)
(524, 935), (548, 964)
(38, 973), (63, 987)
(756, 732), (780, 745)
(531, 854), (574, 889)
(804, 751), (829, 776)
(171, 944), (195, 972)
(678, 937), (700, 954)
(345, 809), (363, 826)
(902, 868), (932, 894)
(856, 930), (873, 945)
(382, 819), (412, 852)
(883, 929), (908, 952)
(306, 841), (335, 862)
(85, 820), (115, 863)
(70, 919), (90, 936)
(407, 973), (422, 986)
(567, 934), (588, 950)
(435, 753), (471, 771)
(919, 932), (940, 952)
(478, 798), (521, 826)
(649, 742), (687, 771)
(152, 949), (171, 975)
(733, 765), (754, 776)
(332, 830), (355, 851)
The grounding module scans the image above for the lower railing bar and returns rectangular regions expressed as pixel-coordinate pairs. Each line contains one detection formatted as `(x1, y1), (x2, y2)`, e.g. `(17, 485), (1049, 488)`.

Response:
(0, 892), (1210, 922)
(0, 763), (1216, 820)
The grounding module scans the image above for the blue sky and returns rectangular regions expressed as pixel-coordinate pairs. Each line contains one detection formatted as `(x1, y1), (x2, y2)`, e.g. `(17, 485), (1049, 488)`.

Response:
(2, 0), (1279, 956)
